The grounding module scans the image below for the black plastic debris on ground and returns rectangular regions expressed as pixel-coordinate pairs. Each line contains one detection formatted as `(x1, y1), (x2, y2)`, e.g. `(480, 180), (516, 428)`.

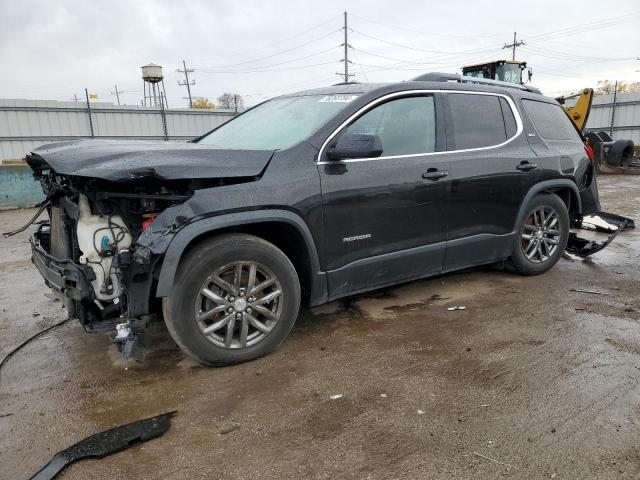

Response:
(29, 411), (176, 480)
(567, 217), (627, 258)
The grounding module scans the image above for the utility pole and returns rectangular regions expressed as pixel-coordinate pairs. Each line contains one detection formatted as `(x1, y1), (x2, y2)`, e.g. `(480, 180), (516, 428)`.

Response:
(111, 84), (122, 105)
(177, 60), (195, 108)
(336, 11), (354, 83)
(503, 32), (525, 61)
(85, 88), (94, 138)
(610, 80), (618, 136)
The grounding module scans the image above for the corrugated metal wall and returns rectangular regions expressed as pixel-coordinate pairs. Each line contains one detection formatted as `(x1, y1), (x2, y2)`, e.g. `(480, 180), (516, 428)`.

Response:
(0, 99), (236, 162)
(585, 91), (640, 144)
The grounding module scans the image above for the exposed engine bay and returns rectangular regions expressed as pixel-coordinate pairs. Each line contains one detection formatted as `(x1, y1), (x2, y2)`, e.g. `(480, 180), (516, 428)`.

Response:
(76, 194), (132, 301)
(31, 170), (191, 315)
(19, 159), (204, 362)
(6, 140), (272, 363)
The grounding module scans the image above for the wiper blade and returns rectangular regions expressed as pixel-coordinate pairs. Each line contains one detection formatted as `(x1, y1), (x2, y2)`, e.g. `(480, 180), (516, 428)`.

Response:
(29, 411), (176, 480)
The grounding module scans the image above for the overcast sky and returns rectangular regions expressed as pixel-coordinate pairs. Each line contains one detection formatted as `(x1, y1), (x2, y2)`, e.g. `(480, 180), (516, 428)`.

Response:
(1, 0), (639, 107)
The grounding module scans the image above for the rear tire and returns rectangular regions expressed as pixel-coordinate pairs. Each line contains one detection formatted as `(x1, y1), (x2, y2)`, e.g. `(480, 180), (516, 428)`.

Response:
(606, 139), (634, 167)
(163, 233), (301, 366)
(510, 193), (569, 276)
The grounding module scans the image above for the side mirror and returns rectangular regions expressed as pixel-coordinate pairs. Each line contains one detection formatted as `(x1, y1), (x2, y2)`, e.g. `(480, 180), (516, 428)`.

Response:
(327, 133), (383, 160)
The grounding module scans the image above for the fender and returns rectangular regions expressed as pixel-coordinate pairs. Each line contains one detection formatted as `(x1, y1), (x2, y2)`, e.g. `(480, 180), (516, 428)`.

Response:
(154, 209), (328, 305)
(513, 179), (582, 232)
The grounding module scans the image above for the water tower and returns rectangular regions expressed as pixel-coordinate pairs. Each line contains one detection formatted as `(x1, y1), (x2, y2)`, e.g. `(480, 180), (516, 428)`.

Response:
(141, 63), (168, 108)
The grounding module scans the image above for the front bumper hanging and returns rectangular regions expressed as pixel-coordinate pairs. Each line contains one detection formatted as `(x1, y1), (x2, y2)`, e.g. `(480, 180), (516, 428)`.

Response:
(30, 224), (95, 302)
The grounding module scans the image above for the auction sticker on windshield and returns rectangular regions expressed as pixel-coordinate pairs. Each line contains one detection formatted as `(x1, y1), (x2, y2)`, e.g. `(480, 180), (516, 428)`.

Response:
(318, 95), (360, 103)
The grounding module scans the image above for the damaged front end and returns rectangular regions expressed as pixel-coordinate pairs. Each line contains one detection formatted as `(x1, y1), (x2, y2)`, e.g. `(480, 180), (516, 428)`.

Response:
(11, 139), (274, 363)
(19, 139), (272, 363)
(23, 156), (199, 362)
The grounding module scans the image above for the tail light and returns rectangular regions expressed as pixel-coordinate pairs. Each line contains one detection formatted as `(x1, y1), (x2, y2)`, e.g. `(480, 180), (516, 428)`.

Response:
(141, 215), (156, 231)
(584, 144), (595, 164)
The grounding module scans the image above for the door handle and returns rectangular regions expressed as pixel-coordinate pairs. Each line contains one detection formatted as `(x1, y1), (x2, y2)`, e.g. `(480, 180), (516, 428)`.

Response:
(516, 161), (538, 172)
(422, 170), (449, 180)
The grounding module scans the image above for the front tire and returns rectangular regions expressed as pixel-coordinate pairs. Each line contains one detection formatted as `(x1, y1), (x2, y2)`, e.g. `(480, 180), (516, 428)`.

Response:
(510, 193), (569, 276)
(163, 233), (301, 366)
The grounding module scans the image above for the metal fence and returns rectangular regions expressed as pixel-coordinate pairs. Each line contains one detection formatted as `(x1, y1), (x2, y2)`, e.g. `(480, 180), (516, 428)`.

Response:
(585, 91), (640, 144)
(0, 99), (236, 163)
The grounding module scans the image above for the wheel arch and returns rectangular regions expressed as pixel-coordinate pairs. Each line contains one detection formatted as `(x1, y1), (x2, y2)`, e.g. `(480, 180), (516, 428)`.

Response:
(155, 210), (328, 306)
(513, 179), (581, 232)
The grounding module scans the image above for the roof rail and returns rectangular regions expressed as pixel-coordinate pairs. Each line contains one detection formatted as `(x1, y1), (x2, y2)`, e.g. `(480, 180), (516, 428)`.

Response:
(411, 72), (541, 94)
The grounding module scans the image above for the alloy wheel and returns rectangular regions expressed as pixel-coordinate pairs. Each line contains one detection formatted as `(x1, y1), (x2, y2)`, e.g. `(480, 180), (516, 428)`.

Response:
(520, 206), (561, 263)
(194, 261), (283, 349)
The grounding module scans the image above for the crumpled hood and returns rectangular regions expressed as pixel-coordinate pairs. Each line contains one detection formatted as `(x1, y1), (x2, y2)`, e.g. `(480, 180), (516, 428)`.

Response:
(26, 139), (275, 181)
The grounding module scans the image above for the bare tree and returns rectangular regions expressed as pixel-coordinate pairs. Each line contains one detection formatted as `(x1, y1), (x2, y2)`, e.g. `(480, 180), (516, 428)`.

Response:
(595, 80), (640, 95)
(217, 93), (245, 111)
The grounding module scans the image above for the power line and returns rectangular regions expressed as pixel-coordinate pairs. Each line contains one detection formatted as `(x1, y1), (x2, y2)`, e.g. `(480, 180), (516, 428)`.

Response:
(352, 44), (506, 71)
(193, 29), (340, 70)
(521, 45), (633, 62)
(351, 29), (504, 57)
(353, 46), (503, 66)
(355, 48), (507, 73)
(535, 38), (640, 53)
(350, 49), (369, 82)
(197, 45), (338, 73)
(528, 12), (640, 41)
(177, 60), (195, 108)
(349, 13), (506, 39)
(190, 15), (342, 62)
(196, 61), (338, 75)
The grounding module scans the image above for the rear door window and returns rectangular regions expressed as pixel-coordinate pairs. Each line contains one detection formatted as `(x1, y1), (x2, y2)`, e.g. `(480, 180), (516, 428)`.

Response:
(521, 99), (582, 142)
(447, 93), (509, 149)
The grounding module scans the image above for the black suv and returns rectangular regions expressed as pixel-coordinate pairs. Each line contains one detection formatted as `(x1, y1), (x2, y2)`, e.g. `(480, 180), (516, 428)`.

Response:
(25, 74), (600, 365)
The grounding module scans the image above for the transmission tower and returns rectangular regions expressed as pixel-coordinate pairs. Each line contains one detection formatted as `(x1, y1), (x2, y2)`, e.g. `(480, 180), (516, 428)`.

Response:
(336, 11), (355, 83)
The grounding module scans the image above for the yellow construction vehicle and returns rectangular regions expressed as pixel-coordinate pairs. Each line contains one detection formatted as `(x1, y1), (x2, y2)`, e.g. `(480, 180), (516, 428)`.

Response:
(462, 60), (531, 85)
(555, 88), (636, 172)
(554, 88), (594, 133)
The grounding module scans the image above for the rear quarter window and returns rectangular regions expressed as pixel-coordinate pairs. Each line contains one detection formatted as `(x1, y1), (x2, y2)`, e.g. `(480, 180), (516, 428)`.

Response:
(521, 99), (582, 142)
(499, 97), (517, 138)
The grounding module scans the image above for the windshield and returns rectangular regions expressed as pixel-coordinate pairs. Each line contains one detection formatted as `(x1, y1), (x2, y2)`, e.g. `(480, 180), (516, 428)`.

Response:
(464, 70), (484, 78)
(495, 64), (522, 84)
(197, 94), (360, 150)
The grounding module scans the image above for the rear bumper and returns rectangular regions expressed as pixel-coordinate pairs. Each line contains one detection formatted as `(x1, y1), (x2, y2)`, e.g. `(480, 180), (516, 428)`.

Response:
(30, 223), (95, 302)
